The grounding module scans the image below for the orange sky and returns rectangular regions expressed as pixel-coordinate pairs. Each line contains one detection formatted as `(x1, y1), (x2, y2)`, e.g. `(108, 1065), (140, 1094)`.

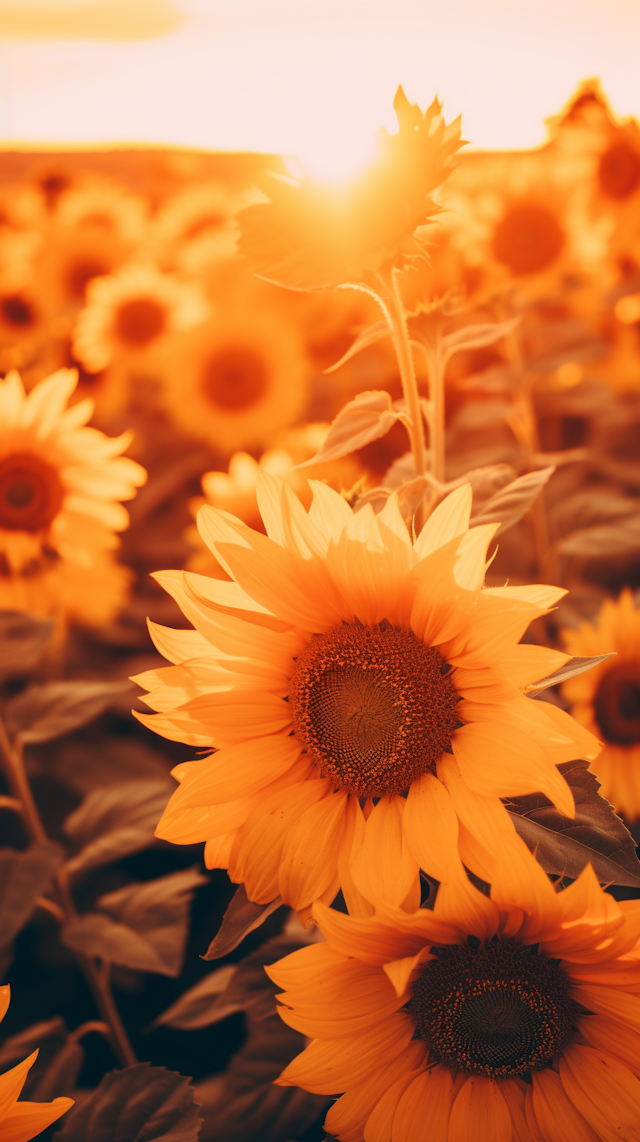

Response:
(1, 0), (639, 174)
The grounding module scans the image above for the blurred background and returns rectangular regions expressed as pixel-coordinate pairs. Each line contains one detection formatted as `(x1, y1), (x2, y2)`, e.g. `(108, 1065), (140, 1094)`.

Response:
(3, 3), (640, 1140)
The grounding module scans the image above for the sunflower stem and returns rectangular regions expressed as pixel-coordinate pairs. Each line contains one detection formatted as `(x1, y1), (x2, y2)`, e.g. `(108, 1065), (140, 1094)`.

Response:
(377, 268), (428, 481)
(0, 712), (138, 1069)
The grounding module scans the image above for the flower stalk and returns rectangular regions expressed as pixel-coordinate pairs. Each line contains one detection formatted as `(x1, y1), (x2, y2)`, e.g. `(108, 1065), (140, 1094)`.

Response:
(377, 268), (428, 481)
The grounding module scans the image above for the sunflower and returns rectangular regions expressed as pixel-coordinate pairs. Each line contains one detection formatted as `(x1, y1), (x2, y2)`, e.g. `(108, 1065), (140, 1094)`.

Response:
(72, 263), (208, 374)
(138, 477), (598, 917)
(0, 986), (73, 1142)
(157, 306), (309, 454)
(238, 87), (463, 290)
(561, 590), (640, 822)
(0, 368), (145, 615)
(268, 838), (640, 1142)
(53, 181), (148, 246)
(151, 180), (249, 273)
(441, 141), (589, 297)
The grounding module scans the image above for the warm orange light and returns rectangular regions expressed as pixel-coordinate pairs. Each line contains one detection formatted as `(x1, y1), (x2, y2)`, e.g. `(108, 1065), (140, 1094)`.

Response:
(615, 294), (640, 324)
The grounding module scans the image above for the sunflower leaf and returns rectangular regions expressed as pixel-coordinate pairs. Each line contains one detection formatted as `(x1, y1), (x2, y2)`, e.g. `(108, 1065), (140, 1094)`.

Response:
(323, 321), (390, 373)
(505, 760), (640, 887)
(292, 390), (402, 467)
(203, 885), (283, 961)
(156, 934), (308, 1029)
(4, 680), (135, 744)
(0, 841), (63, 951)
(441, 316), (520, 363)
(62, 868), (206, 976)
(53, 1062), (202, 1141)
(64, 779), (173, 874)
(526, 654), (615, 695)
(556, 513), (640, 559)
(0, 611), (54, 678)
(470, 467), (555, 535)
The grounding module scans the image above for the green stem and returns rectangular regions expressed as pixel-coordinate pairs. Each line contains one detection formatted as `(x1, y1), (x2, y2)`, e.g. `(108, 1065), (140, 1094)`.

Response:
(378, 268), (428, 479)
(430, 342), (446, 486)
(0, 714), (137, 1068)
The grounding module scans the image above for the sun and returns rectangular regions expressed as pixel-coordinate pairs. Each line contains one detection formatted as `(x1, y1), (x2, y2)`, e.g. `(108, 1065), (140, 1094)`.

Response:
(288, 129), (381, 188)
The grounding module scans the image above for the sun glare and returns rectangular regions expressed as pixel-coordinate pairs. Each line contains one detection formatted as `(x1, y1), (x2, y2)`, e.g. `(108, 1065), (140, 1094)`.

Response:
(286, 130), (381, 187)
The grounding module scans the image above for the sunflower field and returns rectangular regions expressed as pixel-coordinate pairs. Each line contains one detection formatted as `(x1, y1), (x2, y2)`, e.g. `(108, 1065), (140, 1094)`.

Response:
(3, 78), (640, 1142)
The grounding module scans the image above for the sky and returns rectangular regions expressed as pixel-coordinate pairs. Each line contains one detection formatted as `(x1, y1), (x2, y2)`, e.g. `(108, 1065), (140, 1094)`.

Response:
(1, 0), (640, 177)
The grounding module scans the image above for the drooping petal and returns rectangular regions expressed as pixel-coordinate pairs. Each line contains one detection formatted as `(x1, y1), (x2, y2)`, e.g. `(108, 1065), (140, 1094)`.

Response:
(448, 1076), (512, 1142)
(530, 1068), (601, 1142)
(278, 789), (350, 910)
(559, 1043), (640, 1141)
(392, 1064), (457, 1142)
(1, 1098), (75, 1142)
(363, 1060), (427, 1142)
(350, 796), (419, 910)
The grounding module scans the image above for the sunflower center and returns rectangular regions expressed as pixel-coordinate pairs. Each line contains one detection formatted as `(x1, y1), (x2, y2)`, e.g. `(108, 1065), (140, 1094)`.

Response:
(185, 213), (225, 240)
(492, 202), (564, 275)
(594, 662), (640, 745)
(115, 298), (167, 346)
(1, 295), (35, 328)
(289, 622), (459, 798)
(599, 141), (640, 199)
(202, 346), (268, 411)
(0, 452), (65, 532)
(408, 939), (577, 1079)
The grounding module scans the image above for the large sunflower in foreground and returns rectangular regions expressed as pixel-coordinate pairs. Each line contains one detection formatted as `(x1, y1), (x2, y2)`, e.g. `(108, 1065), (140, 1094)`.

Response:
(562, 589), (640, 822)
(269, 839), (640, 1142)
(0, 985), (73, 1141)
(237, 87), (463, 290)
(138, 476), (598, 917)
(0, 368), (145, 617)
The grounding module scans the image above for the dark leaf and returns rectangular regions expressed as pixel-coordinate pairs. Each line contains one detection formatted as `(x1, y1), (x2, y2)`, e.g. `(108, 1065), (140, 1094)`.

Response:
(64, 780), (173, 874)
(323, 321), (390, 373)
(4, 680), (135, 744)
(549, 489), (638, 535)
(557, 513), (640, 559)
(194, 1015), (326, 1142)
(53, 1063), (202, 1141)
(526, 654), (615, 695)
(471, 467), (554, 535)
(157, 935), (307, 1030)
(0, 841), (63, 951)
(293, 391), (401, 467)
(0, 611), (54, 677)
(0, 1017), (82, 1101)
(47, 737), (173, 797)
(203, 885), (283, 961)
(62, 868), (206, 976)
(505, 760), (640, 887)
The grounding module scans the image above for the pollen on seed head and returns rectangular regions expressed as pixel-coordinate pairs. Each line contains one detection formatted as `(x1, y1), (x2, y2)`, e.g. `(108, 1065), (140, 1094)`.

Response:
(408, 938), (578, 1079)
(289, 621), (460, 798)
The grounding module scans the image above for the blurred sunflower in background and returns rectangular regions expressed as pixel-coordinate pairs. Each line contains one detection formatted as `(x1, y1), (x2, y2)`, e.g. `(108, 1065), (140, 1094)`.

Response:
(0, 367), (146, 621)
(158, 304), (310, 453)
(73, 262), (208, 374)
(140, 479), (597, 919)
(562, 589), (640, 822)
(151, 180), (249, 273)
(269, 840), (640, 1142)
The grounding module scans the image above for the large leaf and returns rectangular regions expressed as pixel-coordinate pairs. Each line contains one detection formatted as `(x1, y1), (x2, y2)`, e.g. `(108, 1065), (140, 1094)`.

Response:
(526, 654), (615, 695)
(440, 316), (521, 364)
(505, 760), (640, 887)
(62, 868), (206, 977)
(53, 1063), (202, 1142)
(324, 321), (390, 373)
(0, 1017), (82, 1101)
(294, 390), (401, 467)
(203, 885), (283, 961)
(470, 467), (554, 535)
(64, 779), (173, 874)
(0, 611), (54, 677)
(557, 513), (640, 559)
(194, 1015), (326, 1142)
(157, 935), (306, 1030)
(0, 842), (63, 952)
(4, 680), (135, 744)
